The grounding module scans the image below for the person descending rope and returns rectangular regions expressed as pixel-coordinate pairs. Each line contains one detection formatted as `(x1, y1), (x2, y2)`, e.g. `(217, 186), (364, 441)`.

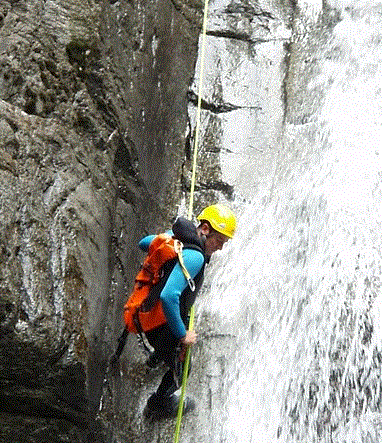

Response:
(116, 204), (237, 420)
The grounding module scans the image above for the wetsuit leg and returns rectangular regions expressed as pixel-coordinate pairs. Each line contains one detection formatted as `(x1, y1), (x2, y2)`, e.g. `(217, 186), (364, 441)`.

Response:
(144, 324), (195, 418)
(145, 323), (179, 365)
(145, 324), (180, 399)
(156, 368), (178, 398)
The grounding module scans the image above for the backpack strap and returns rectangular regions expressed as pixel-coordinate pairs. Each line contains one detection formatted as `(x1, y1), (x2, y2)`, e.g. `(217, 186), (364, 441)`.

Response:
(173, 239), (196, 292)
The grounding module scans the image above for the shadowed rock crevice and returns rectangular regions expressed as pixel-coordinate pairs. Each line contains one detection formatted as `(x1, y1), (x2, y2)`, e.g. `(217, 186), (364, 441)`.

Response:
(0, 331), (107, 441)
(113, 132), (140, 182)
(187, 90), (261, 114)
(206, 29), (272, 44)
(182, 179), (235, 200)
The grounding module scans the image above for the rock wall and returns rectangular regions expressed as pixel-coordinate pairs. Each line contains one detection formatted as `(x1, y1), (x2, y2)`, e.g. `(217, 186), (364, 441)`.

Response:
(0, 0), (203, 441)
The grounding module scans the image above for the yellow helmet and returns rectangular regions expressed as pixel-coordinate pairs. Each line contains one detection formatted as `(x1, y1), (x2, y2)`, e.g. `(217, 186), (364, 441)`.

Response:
(197, 204), (237, 238)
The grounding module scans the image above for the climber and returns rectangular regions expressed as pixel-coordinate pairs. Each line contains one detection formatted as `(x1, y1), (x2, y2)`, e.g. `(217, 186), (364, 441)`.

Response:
(123, 204), (237, 420)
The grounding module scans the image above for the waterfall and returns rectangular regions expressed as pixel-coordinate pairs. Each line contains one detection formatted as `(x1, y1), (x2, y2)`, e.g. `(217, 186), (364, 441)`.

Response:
(188, 1), (382, 442)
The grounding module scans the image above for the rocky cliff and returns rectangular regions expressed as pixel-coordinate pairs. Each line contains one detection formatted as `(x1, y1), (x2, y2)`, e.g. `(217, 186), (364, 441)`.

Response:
(0, 0), (203, 441)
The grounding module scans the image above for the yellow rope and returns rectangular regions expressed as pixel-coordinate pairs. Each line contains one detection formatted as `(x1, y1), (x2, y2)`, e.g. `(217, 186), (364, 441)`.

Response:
(187, 0), (210, 221)
(174, 0), (210, 441)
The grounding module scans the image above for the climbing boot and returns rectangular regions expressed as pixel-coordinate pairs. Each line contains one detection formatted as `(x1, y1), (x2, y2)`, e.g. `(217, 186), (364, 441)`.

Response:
(144, 392), (196, 420)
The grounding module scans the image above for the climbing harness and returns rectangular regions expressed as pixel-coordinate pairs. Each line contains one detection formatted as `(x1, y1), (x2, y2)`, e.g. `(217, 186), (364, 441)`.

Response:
(174, 0), (211, 439)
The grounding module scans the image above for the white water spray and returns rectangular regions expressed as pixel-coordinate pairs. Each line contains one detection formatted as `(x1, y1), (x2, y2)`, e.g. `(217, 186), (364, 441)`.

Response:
(193, 1), (382, 442)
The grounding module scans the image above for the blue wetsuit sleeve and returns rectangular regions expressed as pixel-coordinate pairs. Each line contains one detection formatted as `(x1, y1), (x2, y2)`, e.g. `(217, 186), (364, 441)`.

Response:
(138, 235), (156, 252)
(160, 249), (204, 339)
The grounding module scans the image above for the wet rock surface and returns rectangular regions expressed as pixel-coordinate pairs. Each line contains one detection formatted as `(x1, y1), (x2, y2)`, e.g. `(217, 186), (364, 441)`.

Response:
(0, 0), (202, 441)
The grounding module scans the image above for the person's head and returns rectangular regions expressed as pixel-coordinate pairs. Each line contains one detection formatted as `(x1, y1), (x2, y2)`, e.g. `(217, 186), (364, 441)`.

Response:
(196, 204), (237, 257)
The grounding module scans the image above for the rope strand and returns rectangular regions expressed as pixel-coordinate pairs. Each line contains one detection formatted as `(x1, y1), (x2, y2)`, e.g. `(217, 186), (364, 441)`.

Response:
(187, 0), (210, 221)
(174, 0), (210, 440)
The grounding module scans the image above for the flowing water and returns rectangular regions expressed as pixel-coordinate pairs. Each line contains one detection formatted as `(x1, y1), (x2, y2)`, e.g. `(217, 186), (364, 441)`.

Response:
(193, 1), (382, 442)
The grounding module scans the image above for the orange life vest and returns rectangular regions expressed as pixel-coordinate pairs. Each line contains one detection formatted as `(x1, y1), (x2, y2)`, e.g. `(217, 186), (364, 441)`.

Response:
(123, 233), (191, 333)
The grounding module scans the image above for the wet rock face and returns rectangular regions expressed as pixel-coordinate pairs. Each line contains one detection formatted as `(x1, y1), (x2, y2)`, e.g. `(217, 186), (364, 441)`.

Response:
(0, 0), (327, 441)
(0, 0), (201, 441)
(184, 0), (294, 208)
(0, 97), (115, 441)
